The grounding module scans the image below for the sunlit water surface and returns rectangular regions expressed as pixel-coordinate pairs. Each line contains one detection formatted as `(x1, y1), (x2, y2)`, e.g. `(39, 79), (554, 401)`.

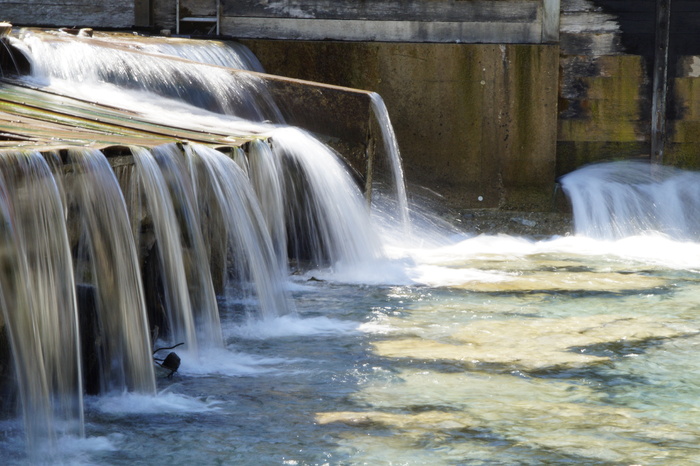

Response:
(5, 31), (700, 465)
(3, 230), (700, 465)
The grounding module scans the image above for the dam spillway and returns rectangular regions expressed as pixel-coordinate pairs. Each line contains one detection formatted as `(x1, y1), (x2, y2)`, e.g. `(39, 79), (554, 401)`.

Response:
(3, 23), (700, 466)
(0, 26), (397, 461)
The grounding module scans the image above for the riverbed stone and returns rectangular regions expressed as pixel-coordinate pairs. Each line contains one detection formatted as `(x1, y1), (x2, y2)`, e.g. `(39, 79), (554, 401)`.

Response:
(331, 369), (698, 463)
(373, 314), (698, 372)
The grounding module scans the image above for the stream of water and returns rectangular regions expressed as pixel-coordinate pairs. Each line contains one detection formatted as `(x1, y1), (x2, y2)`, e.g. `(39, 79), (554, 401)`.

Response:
(4, 227), (700, 465)
(1, 30), (700, 465)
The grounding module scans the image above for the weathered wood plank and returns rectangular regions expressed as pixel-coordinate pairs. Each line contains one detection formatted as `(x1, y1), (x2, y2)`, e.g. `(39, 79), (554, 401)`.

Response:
(223, 17), (542, 43)
(222, 0), (539, 22)
(0, 1), (134, 28)
(651, 0), (671, 163)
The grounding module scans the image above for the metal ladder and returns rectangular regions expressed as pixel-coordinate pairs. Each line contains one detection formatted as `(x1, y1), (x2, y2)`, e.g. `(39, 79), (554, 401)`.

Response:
(176, 0), (221, 35)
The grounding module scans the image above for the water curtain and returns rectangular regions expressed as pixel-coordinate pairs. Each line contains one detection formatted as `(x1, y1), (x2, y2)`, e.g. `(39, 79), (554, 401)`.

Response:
(0, 29), (408, 460)
(0, 151), (84, 458)
(560, 160), (700, 240)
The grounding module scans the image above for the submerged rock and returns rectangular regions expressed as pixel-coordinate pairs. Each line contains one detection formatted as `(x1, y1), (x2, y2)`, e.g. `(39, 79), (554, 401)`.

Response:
(316, 410), (476, 431)
(326, 370), (698, 464)
(455, 270), (668, 293)
(373, 314), (697, 372)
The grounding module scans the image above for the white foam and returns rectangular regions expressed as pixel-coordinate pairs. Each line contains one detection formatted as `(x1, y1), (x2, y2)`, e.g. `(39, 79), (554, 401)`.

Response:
(18, 434), (122, 466)
(56, 433), (120, 456)
(295, 257), (415, 286)
(357, 314), (400, 335)
(226, 314), (360, 340)
(392, 233), (700, 272)
(547, 234), (700, 270)
(89, 391), (221, 415)
(177, 346), (290, 376)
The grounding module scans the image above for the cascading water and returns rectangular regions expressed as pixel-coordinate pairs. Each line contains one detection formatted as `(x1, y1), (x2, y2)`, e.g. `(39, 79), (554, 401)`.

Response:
(232, 146), (251, 175)
(0, 151), (84, 461)
(248, 139), (288, 273)
(8, 30), (412, 223)
(16, 29), (282, 123)
(148, 144), (223, 348)
(185, 143), (292, 319)
(66, 148), (156, 395)
(270, 127), (384, 271)
(369, 93), (411, 235)
(131, 146), (198, 352)
(559, 160), (700, 240)
(106, 34), (266, 72)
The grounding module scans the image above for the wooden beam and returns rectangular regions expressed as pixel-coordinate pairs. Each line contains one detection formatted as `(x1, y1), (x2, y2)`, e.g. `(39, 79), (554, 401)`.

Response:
(222, 0), (539, 23)
(221, 0), (545, 43)
(222, 17), (542, 43)
(651, 0), (671, 164)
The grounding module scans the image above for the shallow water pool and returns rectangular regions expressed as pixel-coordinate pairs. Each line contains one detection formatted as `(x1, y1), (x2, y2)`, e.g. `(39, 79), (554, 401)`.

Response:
(5, 233), (700, 465)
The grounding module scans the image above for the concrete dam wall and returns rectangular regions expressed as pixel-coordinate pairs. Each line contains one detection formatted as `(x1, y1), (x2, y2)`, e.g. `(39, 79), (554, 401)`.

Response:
(3, 1), (700, 212)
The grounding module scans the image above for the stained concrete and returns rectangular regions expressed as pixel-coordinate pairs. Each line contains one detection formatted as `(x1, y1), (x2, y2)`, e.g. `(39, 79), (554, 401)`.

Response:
(0, 0), (135, 28)
(243, 40), (560, 212)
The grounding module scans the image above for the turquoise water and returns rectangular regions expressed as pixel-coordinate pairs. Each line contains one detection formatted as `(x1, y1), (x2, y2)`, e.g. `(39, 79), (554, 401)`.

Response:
(5, 233), (700, 465)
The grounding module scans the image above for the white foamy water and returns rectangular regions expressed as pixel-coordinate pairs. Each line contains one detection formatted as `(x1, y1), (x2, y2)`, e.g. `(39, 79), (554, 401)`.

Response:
(382, 232), (700, 289)
(560, 160), (700, 240)
(174, 346), (294, 376)
(226, 315), (360, 340)
(89, 391), (221, 415)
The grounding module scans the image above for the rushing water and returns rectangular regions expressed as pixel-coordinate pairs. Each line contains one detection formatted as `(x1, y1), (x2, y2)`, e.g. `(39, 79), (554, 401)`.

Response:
(561, 160), (700, 240)
(2, 31), (700, 465)
(369, 93), (411, 235)
(5, 226), (700, 465)
(66, 148), (157, 396)
(0, 151), (83, 462)
(15, 29), (282, 123)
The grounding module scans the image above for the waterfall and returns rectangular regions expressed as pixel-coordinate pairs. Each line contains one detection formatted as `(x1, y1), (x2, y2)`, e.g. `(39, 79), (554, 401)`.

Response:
(248, 139), (288, 273)
(270, 127), (384, 269)
(0, 29), (414, 461)
(67, 148), (156, 394)
(17, 29), (282, 123)
(560, 160), (700, 240)
(185, 143), (293, 319)
(369, 93), (411, 235)
(148, 145), (223, 348)
(0, 151), (84, 459)
(131, 146), (198, 352)
(233, 146), (251, 175)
